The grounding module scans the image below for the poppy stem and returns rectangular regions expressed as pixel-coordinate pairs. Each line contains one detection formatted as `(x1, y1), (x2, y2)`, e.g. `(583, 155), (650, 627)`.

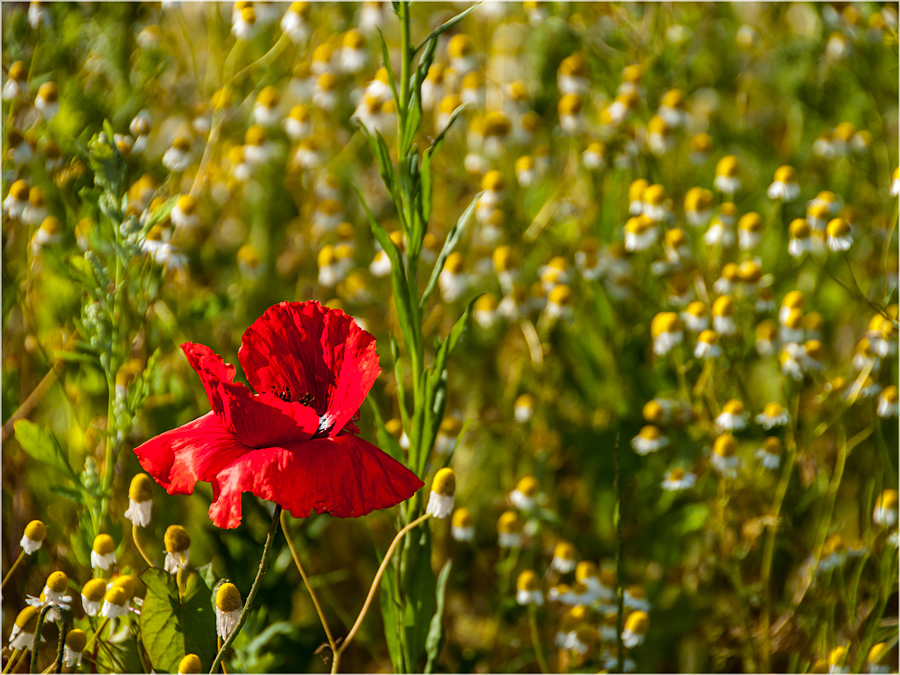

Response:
(30, 606), (52, 674)
(332, 513), (431, 674)
(1, 552), (26, 590)
(208, 506), (282, 675)
(279, 510), (337, 654)
(131, 524), (154, 569)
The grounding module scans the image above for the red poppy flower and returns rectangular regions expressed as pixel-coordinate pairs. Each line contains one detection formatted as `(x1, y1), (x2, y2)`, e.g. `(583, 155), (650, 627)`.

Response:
(133, 301), (423, 529)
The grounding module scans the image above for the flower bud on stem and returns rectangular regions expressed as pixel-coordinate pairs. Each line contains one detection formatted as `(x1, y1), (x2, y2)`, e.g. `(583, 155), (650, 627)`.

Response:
(208, 506), (281, 674)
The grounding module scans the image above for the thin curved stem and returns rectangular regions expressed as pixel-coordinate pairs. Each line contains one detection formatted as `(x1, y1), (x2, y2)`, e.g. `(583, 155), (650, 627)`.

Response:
(2, 650), (21, 675)
(30, 607), (51, 674)
(132, 524), (154, 569)
(332, 513), (431, 674)
(279, 510), (336, 652)
(208, 506), (282, 674)
(527, 605), (549, 674)
(2, 552), (26, 590)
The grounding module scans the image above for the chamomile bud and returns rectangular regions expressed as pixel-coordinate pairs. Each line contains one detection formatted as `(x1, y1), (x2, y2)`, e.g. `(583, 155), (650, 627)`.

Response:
(684, 186), (714, 226)
(35, 81), (59, 120)
(715, 399), (748, 433)
(9, 606), (41, 650)
(450, 507), (475, 542)
(102, 586), (130, 619)
(767, 165), (800, 202)
(631, 425), (669, 455)
(829, 646), (849, 673)
(216, 583), (242, 639)
(651, 312), (683, 356)
(20, 520), (46, 554)
(551, 541), (577, 574)
(712, 296), (736, 336)
(866, 642), (891, 674)
(497, 510), (523, 548)
(164, 525), (191, 574)
(514, 394), (534, 424)
(60, 629), (86, 667)
(510, 476), (539, 511)
(873, 489), (898, 527)
(125, 474), (154, 527)
(661, 467), (696, 492)
(878, 386), (898, 418)
(694, 330), (721, 360)
(515, 570), (544, 606)
(756, 402), (791, 429)
(435, 416), (462, 456)
(711, 434), (740, 478)
(427, 468), (456, 519)
(714, 155), (741, 195)
(756, 437), (783, 470)
(625, 215), (658, 252)
(178, 654), (203, 674)
(91, 534), (117, 571)
(622, 610), (649, 648)
(826, 218), (853, 252)
(170, 194), (199, 230)
(81, 578), (108, 616)
(281, 2), (310, 43)
(162, 136), (192, 173)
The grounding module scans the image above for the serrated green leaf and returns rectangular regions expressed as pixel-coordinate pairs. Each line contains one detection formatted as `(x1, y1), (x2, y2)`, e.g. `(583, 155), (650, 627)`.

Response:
(421, 193), (481, 308)
(13, 419), (80, 483)
(139, 568), (217, 674)
(425, 560), (452, 674)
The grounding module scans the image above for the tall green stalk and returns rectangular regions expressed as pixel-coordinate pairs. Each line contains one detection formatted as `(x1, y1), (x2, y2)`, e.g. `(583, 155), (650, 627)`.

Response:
(352, 2), (480, 669)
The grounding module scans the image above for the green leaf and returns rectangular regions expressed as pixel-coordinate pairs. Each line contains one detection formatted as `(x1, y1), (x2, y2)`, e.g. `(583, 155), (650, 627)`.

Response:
(13, 420), (80, 483)
(376, 28), (400, 114)
(427, 102), (469, 159)
(420, 193), (482, 308)
(139, 568), (217, 674)
(380, 561), (405, 672)
(142, 196), (178, 230)
(358, 121), (397, 201)
(424, 560), (452, 674)
(368, 397), (404, 463)
(413, 3), (482, 54)
(354, 186), (416, 355)
(402, 526), (436, 671)
(49, 485), (84, 504)
(430, 295), (480, 385)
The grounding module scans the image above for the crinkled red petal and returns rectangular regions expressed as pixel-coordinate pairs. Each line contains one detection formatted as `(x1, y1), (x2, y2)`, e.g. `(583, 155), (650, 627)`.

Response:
(238, 301), (380, 437)
(182, 342), (320, 448)
(133, 412), (251, 495)
(207, 434), (424, 529)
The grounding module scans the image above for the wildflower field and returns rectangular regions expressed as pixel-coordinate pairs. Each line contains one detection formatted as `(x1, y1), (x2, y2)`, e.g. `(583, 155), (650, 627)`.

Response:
(2, 2), (899, 673)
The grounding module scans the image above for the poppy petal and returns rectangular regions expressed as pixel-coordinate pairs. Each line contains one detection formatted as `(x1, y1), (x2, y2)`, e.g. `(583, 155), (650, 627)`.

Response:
(217, 384), (321, 448)
(238, 302), (380, 434)
(181, 342), (237, 416)
(208, 434), (424, 529)
(133, 412), (251, 495)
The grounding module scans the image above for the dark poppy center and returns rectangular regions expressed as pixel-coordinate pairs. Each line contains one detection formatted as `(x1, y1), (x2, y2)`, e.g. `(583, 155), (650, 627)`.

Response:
(271, 385), (315, 408)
